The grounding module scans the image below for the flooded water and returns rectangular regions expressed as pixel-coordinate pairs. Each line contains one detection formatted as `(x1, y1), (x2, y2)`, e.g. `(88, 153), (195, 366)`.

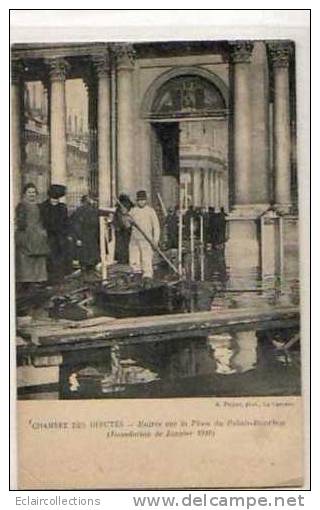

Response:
(56, 245), (300, 400)
(17, 243), (301, 400)
(59, 326), (300, 399)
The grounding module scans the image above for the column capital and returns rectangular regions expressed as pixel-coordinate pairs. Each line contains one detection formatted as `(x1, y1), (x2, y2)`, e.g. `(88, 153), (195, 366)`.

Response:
(91, 54), (110, 78)
(46, 57), (69, 81)
(268, 42), (291, 68)
(229, 41), (254, 63)
(112, 43), (136, 69)
(11, 59), (24, 84)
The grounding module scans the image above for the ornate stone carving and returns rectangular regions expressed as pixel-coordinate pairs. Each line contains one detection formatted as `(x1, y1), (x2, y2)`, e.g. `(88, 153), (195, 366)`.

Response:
(268, 42), (291, 68)
(152, 75), (226, 118)
(112, 43), (136, 68)
(11, 59), (24, 84)
(91, 54), (110, 77)
(229, 41), (254, 64)
(47, 58), (69, 81)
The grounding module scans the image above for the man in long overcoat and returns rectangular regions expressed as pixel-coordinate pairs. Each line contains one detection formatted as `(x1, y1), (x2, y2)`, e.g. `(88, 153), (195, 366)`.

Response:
(40, 185), (70, 284)
(70, 194), (100, 271)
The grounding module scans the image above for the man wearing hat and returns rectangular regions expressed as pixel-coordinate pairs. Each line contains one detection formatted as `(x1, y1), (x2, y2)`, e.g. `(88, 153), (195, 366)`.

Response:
(40, 184), (71, 283)
(129, 190), (160, 282)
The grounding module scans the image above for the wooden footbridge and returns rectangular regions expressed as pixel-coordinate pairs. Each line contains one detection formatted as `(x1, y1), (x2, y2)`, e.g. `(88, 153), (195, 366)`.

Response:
(17, 305), (300, 361)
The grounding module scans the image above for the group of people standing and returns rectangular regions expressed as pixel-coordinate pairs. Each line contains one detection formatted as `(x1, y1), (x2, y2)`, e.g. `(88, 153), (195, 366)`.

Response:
(165, 206), (228, 250)
(15, 183), (100, 290)
(15, 185), (160, 290)
(15, 182), (228, 291)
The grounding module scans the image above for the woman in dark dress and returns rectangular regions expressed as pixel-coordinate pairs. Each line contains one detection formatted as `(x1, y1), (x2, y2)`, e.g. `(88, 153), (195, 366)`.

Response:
(15, 183), (48, 290)
(113, 194), (134, 264)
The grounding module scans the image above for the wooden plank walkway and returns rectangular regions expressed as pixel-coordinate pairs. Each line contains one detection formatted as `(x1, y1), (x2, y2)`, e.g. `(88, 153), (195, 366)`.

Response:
(17, 305), (300, 357)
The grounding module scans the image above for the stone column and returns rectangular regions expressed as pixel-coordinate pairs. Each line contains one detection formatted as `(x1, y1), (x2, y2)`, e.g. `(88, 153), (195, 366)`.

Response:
(115, 43), (136, 196)
(218, 174), (223, 207)
(250, 42), (270, 208)
(11, 60), (24, 206)
(269, 42), (292, 213)
(110, 53), (117, 205)
(193, 168), (201, 207)
(214, 172), (220, 208)
(92, 54), (111, 208)
(209, 170), (215, 207)
(47, 58), (68, 186)
(230, 42), (254, 211)
(202, 168), (209, 207)
(84, 72), (98, 197)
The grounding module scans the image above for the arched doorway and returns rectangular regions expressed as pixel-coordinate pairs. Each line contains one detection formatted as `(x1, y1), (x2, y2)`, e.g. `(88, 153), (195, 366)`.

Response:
(143, 70), (229, 217)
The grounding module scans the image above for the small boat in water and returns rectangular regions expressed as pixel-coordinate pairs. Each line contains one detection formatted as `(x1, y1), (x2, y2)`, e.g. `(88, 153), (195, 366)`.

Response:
(94, 279), (187, 318)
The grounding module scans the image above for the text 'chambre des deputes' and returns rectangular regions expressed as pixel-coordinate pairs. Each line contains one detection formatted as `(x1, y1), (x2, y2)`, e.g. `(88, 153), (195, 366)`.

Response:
(28, 415), (287, 438)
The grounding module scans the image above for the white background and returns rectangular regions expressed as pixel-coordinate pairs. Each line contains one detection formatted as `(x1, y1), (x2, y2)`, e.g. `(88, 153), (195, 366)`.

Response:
(4, 5), (314, 507)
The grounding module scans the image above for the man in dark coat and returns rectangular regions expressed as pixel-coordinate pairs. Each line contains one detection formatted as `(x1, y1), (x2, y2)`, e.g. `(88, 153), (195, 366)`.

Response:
(40, 184), (70, 284)
(70, 194), (100, 271)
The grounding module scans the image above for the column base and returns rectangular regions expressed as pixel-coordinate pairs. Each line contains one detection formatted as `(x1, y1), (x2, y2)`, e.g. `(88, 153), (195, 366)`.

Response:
(225, 216), (260, 288)
(274, 203), (292, 215)
(230, 203), (270, 218)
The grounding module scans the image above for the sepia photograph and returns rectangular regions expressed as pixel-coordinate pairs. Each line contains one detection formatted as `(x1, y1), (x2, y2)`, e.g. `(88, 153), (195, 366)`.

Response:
(12, 38), (300, 401)
(10, 10), (309, 490)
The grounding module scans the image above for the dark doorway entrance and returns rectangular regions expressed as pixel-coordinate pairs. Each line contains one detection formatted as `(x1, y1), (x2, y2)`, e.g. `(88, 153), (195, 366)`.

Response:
(150, 122), (180, 218)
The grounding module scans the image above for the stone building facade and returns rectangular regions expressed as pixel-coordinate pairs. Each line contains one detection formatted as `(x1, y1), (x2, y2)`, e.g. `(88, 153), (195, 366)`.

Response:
(11, 40), (298, 279)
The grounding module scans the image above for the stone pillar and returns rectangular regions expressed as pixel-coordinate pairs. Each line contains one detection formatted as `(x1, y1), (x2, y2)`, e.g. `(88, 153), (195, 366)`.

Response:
(84, 72), (98, 197)
(230, 42), (254, 212)
(214, 172), (219, 208)
(218, 176), (224, 210)
(203, 168), (210, 207)
(115, 43), (136, 196)
(92, 54), (111, 208)
(47, 58), (68, 186)
(222, 174), (228, 210)
(193, 168), (201, 207)
(250, 42), (270, 208)
(110, 53), (117, 204)
(11, 60), (24, 206)
(209, 170), (215, 207)
(269, 42), (292, 213)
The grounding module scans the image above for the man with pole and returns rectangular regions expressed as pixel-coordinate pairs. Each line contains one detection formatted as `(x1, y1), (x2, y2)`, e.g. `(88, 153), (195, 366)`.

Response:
(128, 190), (160, 287)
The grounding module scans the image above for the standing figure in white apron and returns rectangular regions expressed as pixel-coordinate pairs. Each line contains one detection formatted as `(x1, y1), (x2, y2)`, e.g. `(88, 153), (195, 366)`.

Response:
(129, 190), (160, 284)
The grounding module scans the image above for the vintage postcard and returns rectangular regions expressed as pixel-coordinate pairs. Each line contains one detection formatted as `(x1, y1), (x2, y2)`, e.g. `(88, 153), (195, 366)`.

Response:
(10, 11), (310, 490)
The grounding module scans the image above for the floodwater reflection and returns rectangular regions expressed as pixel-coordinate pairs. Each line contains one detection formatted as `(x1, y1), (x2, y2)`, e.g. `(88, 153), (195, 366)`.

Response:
(60, 326), (300, 399)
